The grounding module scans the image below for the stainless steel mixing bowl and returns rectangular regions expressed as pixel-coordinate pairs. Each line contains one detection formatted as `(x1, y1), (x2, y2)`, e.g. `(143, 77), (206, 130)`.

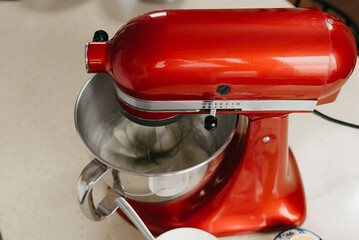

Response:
(75, 73), (246, 221)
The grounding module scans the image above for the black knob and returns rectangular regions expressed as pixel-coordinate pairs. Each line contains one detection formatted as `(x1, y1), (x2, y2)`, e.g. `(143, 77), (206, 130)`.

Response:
(204, 115), (217, 131)
(93, 30), (108, 42)
(216, 85), (231, 95)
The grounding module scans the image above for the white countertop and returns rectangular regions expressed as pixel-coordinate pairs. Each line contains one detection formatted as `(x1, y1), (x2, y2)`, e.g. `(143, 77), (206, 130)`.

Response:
(0, 0), (358, 239)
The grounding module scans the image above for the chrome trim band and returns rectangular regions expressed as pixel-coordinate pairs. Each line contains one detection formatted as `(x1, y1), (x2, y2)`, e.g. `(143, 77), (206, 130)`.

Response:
(114, 83), (317, 112)
(85, 42), (89, 73)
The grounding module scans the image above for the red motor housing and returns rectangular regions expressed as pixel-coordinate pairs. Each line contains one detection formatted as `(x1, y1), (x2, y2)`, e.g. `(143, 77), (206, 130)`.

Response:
(86, 8), (356, 121)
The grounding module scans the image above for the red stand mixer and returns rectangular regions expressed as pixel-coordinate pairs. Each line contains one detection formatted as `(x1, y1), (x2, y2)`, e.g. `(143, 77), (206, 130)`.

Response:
(78, 8), (356, 237)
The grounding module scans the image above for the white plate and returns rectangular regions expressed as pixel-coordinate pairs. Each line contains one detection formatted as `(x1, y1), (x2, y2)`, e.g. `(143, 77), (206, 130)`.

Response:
(156, 228), (218, 240)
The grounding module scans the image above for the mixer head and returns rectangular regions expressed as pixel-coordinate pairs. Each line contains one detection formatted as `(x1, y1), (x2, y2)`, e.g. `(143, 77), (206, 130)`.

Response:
(85, 9), (357, 128)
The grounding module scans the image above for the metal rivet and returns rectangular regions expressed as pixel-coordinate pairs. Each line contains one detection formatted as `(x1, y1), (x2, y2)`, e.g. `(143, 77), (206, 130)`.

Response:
(263, 137), (270, 143)
(327, 19), (334, 24)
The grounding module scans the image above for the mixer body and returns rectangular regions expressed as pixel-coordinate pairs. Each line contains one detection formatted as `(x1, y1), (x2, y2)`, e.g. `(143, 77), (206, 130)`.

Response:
(80, 7), (357, 237)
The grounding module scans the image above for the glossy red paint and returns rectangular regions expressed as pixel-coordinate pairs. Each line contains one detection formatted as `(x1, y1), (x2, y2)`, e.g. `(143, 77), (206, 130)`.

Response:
(118, 115), (305, 237)
(87, 8), (356, 106)
(86, 42), (109, 73)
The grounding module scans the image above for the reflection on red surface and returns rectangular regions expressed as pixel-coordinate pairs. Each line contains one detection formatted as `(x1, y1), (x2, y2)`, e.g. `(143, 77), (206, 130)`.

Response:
(119, 115), (306, 237)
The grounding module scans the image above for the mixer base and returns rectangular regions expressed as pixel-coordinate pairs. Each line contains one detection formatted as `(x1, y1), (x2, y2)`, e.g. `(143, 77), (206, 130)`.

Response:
(118, 116), (306, 237)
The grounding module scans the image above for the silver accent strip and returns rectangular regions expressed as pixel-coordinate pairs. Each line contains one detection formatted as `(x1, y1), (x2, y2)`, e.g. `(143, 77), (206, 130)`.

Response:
(85, 42), (89, 73)
(114, 83), (317, 112)
(210, 109), (217, 116)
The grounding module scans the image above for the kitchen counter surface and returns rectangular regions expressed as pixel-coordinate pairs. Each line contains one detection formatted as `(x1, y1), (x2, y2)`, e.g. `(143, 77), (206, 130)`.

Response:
(0, 0), (358, 239)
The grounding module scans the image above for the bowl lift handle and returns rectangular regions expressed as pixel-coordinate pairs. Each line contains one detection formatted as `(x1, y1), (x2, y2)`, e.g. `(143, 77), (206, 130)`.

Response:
(77, 159), (155, 240)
